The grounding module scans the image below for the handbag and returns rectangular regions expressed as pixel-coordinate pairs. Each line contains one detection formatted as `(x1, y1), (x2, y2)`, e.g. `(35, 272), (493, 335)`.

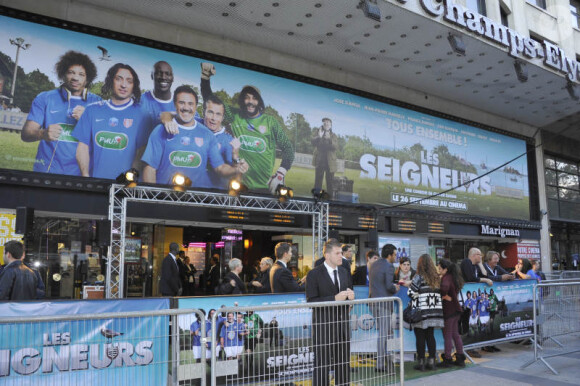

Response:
(403, 302), (422, 324)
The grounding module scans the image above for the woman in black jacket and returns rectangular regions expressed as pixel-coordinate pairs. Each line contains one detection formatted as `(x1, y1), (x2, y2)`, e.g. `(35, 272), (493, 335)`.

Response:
(218, 258), (247, 295)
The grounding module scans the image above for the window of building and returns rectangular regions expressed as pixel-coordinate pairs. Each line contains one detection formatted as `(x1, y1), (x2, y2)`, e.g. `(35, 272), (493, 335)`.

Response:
(500, 6), (510, 27)
(527, 0), (547, 10)
(545, 155), (580, 220)
(571, 0), (580, 29)
(467, 0), (487, 15)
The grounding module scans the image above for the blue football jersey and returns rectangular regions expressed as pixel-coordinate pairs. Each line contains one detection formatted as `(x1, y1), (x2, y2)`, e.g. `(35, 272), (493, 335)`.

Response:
(72, 99), (149, 179)
(141, 119), (224, 187)
(27, 87), (101, 175)
(140, 90), (175, 137)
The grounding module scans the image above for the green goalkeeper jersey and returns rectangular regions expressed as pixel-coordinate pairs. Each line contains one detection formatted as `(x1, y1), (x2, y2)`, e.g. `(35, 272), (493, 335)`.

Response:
(228, 110), (294, 189)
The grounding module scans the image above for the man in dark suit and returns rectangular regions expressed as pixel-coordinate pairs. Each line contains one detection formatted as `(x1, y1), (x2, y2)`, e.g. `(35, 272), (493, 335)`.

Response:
(270, 242), (305, 293)
(353, 250), (379, 286)
(306, 238), (354, 386)
(314, 242), (352, 283)
(369, 243), (400, 372)
(160, 242), (182, 296)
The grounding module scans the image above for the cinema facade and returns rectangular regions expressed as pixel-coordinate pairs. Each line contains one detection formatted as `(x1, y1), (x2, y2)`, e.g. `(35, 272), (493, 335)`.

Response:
(2, 0), (579, 299)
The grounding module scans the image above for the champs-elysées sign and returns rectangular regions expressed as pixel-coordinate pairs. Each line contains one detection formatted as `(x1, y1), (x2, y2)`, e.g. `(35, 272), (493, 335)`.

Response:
(413, 0), (580, 82)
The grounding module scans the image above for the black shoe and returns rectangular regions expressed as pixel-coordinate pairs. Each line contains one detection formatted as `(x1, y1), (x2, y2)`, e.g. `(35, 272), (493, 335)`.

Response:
(413, 358), (425, 371)
(491, 346), (501, 352)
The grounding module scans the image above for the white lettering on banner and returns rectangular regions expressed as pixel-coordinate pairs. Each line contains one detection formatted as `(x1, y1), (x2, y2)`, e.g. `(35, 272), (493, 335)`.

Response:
(418, 0), (580, 82)
(359, 152), (491, 196)
(0, 330), (154, 377)
(481, 224), (521, 238)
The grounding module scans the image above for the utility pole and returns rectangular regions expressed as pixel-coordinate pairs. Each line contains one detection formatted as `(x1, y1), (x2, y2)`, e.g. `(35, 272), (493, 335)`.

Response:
(9, 37), (31, 104)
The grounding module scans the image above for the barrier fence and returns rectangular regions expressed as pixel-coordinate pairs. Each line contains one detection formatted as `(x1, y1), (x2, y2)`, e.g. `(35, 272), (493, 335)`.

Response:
(521, 281), (580, 375)
(203, 298), (403, 386)
(0, 298), (403, 385)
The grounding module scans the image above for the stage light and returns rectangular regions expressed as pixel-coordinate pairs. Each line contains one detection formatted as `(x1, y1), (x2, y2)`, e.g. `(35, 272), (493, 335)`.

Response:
(171, 173), (191, 192)
(115, 168), (139, 187)
(276, 185), (293, 202)
(229, 178), (248, 196)
(311, 188), (330, 201)
(514, 60), (528, 82)
(360, 0), (381, 22)
(447, 34), (466, 56)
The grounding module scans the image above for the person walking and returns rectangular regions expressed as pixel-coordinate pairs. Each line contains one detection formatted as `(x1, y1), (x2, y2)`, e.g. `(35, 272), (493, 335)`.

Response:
(438, 259), (466, 368)
(408, 254), (444, 371)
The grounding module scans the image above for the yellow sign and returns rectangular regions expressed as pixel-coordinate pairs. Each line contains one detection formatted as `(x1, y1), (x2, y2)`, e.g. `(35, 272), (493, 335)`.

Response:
(0, 213), (24, 265)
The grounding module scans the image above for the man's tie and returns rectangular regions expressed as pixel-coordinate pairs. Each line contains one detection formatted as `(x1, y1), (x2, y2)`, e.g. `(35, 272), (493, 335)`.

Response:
(333, 269), (340, 294)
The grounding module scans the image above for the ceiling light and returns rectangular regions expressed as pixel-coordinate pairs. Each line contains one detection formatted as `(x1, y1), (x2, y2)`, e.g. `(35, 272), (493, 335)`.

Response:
(360, 0), (381, 21)
(448, 33), (466, 56)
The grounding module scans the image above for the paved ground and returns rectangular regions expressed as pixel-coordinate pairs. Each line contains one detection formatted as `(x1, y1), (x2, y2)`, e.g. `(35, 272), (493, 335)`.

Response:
(404, 341), (580, 386)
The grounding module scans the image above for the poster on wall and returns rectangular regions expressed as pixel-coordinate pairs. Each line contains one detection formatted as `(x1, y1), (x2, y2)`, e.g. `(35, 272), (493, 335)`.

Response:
(0, 12), (529, 219)
(124, 237), (141, 262)
(0, 212), (23, 265)
(378, 236), (410, 265)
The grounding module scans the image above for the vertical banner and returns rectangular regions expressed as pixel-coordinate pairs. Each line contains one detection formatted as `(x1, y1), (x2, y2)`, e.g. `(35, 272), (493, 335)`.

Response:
(0, 212), (23, 265)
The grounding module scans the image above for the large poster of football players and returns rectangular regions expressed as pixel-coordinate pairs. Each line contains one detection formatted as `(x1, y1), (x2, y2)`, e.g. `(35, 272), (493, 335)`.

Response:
(0, 13), (530, 219)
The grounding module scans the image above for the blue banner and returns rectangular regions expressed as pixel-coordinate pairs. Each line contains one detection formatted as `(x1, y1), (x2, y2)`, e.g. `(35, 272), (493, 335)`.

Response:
(0, 298), (170, 385)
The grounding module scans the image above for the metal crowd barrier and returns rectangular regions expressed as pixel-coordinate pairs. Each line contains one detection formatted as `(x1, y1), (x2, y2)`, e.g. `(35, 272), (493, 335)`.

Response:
(0, 308), (202, 386)
(193, 297), (404, 386)
(521, 281), (580, 375)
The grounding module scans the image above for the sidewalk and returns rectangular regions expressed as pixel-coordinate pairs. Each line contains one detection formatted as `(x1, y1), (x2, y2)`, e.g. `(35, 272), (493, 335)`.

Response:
(404, 341), (580, 386)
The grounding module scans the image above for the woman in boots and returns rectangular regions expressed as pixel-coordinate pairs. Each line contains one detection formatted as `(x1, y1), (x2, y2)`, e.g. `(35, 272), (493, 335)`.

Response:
(408, 254), (444, 371)
(438, 259), (466, 368)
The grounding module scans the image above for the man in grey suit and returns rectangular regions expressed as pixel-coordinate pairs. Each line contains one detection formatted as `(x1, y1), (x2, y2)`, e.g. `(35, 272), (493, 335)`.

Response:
(369, 243), (400, 372)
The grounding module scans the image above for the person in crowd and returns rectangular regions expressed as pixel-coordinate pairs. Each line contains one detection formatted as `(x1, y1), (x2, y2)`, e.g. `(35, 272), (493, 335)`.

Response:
(0, 241), (38, 300)
(438, 259), (466, 368)
(217, 258), (246, 295)
(21, 50), (101, 175)
(526, 259), (542, 281)
(467, 290), (480, 337)
(159, 242), (182, 296)
(408, 254), (444, 371)
(306, 238), (354, 386)
(369, 243), (400, 373)
(483, 251), (514, 282)
(141, 86), (248, 186)
(220, 312), (247, 360)
(271, 242), (305, 293)
(482, 287), (501, 353)
(179, 252), (197, 296)
(204, 254), (221, 294)
(512, 258), (533, 279)
(315, 242), (352, 283)
(199, 62), (294, 193)
(353, 250), (379, 285)
(190, 309), (206, 362)
(394, 256), (416, 287)
(460, 247), (493, 286)
(73, 63), (149, 179)
(250, 257), (273, 293)
(479, 293), (491, 335)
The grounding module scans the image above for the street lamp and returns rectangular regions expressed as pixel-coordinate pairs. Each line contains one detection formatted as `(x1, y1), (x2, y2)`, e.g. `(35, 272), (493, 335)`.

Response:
(9, 37), (31, 104)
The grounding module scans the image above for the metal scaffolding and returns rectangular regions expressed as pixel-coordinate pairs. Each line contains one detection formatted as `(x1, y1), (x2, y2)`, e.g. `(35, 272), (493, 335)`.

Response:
(107, 184), (329, 299)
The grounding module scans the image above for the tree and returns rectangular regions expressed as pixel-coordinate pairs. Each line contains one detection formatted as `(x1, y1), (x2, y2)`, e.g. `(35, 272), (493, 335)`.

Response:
(14, 69), (55, 113)
(285, 112), (313, 154)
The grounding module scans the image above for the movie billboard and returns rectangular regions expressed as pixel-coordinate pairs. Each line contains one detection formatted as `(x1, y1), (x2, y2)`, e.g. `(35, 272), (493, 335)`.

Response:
(0, 13), (529, 219)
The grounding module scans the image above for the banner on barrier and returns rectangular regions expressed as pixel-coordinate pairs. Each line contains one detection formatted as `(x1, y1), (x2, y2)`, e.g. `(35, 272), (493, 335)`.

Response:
(0, 299), (170, 385)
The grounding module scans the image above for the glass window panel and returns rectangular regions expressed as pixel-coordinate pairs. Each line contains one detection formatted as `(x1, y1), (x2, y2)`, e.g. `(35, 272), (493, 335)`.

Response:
(545, 168), (557, 185)
(526, 0), (546, 9)
(559, 188), (580, 202)
(548, 199), (559, 218)
(544, 156), (555, 169)
(557, 172), (579, 189)
(556, 160), (578, 173)
(559, 201), (580, 220)
(546, 186), (558, 199)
